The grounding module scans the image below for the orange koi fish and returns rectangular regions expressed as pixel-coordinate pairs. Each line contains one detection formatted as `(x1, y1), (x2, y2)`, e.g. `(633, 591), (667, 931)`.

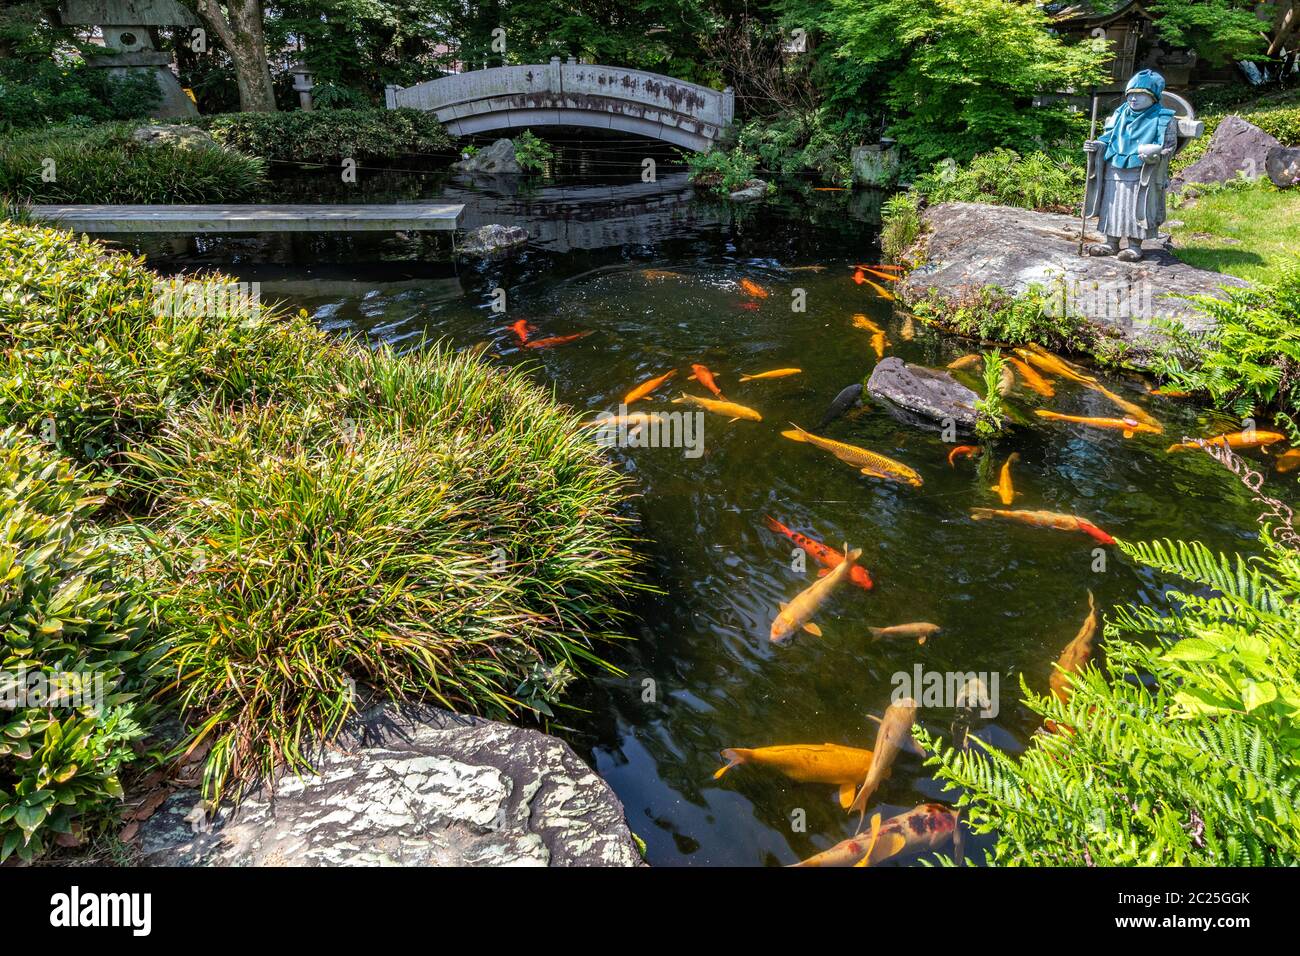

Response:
(1035, 410), (1160, 438)
(947, 445), (981, 467)
(849, 698), (917, 821)
(1167, 430), (1287, 453)
(739, 278), (769, 299)
(1019, 346), (1160, 429)
(1050, 591), (1098, 705)
(792, 803), (957, 867)
(688, 363), (724, 399)
(640, 269), (681, 280)
(764, 516), (873, 591)
(853, 270), (896, 300)
(1276, 449), (1300, 473)
(854, 264), (904, 273)
(715, 743), (877, 809)
(623, 369), (676, 405)
(510, 319), (534, 343)
(970, 508), (1115, 545)
(900, 314), (915, 341)
(1009, 357), (1055, 397)
(525, 331), (590, 349)
(860, 267), (899, 283)
(739, 368), (802, 382)
(770, 544), (862, 643)
(947, 353), (982, 371)
(852, 313), (884, 334)
(991, 452), (1019, 506)
(871, 331), (888, 360)
(1148, 385), (1191, 398)
(782, 424), (923, 487)
(672, 392), (761, 422)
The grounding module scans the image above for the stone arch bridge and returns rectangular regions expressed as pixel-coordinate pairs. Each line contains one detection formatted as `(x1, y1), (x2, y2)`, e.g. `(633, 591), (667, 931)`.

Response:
(385, 58), (734, 152)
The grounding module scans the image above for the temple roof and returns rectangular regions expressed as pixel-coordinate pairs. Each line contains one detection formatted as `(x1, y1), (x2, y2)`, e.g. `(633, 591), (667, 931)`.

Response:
(1051, 0), (1155, 30)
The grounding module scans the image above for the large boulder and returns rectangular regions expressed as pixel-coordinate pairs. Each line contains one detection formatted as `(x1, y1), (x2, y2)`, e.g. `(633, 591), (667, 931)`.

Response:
(1266, 145), (1300, 189)
(1173, 115), (1281, 189)
(137, 704), (644, 867)
(867, 356), (982, 431)
(897, 202), (1247, 361)
(729, 178), (769, 203)
(460, 224), (529, 257)
(452, 138), (522, 175)
(132, 124), (219, 150)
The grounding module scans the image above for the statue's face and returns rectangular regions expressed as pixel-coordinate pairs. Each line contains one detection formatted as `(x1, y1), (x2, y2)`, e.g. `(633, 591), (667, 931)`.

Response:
(1126, 91), (1156, 111)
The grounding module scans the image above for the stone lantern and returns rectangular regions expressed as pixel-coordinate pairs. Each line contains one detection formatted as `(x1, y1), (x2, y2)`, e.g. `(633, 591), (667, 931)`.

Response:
(289, 62), (315, 111)
(59, 0), (200, 118)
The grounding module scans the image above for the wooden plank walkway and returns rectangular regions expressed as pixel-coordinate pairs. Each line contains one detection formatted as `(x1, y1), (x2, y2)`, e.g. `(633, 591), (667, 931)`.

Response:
(29, 203), (464, 234)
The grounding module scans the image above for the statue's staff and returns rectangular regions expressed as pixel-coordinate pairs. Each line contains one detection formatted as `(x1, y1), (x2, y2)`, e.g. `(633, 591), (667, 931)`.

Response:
(1078, 89), (1099, 256)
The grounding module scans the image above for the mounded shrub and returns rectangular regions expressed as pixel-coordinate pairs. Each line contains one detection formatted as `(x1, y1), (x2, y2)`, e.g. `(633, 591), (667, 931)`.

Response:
(199, 107), (455, 165)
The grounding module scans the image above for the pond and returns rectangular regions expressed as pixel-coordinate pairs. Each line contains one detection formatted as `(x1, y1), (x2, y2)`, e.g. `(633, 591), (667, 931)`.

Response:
(128, 142), (1270, 867)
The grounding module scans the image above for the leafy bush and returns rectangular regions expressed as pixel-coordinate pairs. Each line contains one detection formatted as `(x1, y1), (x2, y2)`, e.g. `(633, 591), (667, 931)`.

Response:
(513, 129), (554, 173)
(880, 192), (921, 263)
(914, 149), (1084, 213)
(0, 123), (265, 203)
(974, 349), (1006, 438)
(199, 108), (453, 165)
(686, 147), (759, 193)
(925, 525), (1300, 865)
(0, 428), (152, 862)
(0, 60), (160, 132)
(734, 111), (853, 184)
(1151, 259), (1300, 417)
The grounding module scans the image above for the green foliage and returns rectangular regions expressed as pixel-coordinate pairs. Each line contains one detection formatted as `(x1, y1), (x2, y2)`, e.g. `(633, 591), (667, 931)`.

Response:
(914, 149), (1084, 213)
(200, 108), (453, 165)
(735, 111), (854, 184)
(880, 192), (921, 263)
(513, 129), (554, 173)
(686, 147), (759, 193)
(974, 348), (1006, 438)
(0, 60), (161, 133)
(0, 428), (151, 862)
(0, 123), (265, 204)
(1148, 0), (1269, 66)
(1151, 260), (1300, 417)
(925, 527), (1300, 866)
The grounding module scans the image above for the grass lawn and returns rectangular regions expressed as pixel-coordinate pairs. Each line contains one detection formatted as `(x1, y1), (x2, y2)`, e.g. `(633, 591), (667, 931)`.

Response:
(1169, 181), (1300, 285)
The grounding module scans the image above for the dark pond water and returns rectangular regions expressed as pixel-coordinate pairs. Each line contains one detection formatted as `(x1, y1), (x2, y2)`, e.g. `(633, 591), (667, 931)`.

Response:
(125, 144), (1274, 867)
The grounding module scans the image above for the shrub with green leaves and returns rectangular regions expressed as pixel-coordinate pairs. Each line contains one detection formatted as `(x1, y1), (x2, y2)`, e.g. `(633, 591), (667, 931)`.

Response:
(880, 192), (921, 263)
(974, 349), (1006, 438)
(0, 428), (151, 862)
(686, 147), (759, 193)
(513, 129), (554, 173)
(1151, 259), (1300, 417)
(0, 123), (265, 204)
(925, 527), (1300, 865)
(913, 148), (1085, 214)
(0, 60), (161, 133)
(199, 108), (453, 165)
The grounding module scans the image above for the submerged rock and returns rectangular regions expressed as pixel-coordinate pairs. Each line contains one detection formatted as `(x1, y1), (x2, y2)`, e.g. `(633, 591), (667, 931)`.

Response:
(729, 178), (769, 203)
(137, 704), (643, 867)
(897, 202), (1246, 361)
(1173, 116), (1280, 189)
(453, 138), (522, 175)
(1266, 145), (1300, 189)
(460, 223), (528, 256)
(866, 356), (981, 431)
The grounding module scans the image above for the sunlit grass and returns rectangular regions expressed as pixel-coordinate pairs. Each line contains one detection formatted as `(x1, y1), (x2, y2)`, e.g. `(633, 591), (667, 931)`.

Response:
(1170, 180), (1300, 285)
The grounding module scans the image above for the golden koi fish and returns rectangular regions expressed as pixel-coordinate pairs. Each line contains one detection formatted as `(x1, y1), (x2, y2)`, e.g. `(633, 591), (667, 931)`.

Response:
(901, 314), (916, 341)
(770, 544), (862, 644)
(1035, 410), (1161, 438)
(672, 392), (762, 422)
(739, 368), (802, 382)
(714, 743), (877, 809)
(991, 452), (1019, 506)
(868, 622), (941, 645)
(852, 313), (884, 334)
(970, 508), (1115, 545)
(586, 411), (666, 430)
(1018, 346), (1160, 429)
(1009, 357), (1055, 397)
(947, 353), (982, 371)
(640, 269), (682, 281)
(1276, 449), (1300, 473)
(781, 424), (923, 487)
(849, 698), (917, 821)
(997, 364), (1015, 398)
(1167, 430), (1287, 453)
(792, 803), (957, 867)
(871, 331), (888, 360)
(1050, 591), (1098, 705)
(623, 369), (676, 405)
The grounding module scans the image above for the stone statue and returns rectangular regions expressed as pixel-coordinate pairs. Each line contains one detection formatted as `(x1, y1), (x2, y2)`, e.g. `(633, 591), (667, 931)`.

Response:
(1082, 70), (1178, 262)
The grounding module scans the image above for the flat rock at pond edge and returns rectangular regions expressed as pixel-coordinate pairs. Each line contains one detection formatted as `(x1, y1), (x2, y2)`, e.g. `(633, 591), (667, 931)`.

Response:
(898, 203), (1247, 360)
(136, 704), (644, 867)
(867, 356), (982, 431)
(460, 223), (529, 256)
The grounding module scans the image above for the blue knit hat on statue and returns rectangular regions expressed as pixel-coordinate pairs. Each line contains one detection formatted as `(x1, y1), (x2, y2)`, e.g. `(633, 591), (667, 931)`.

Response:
(1125, 69), (1166, 101)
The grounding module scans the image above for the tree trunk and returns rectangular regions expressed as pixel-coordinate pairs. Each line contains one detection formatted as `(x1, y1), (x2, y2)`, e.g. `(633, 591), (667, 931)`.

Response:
(197, 0), (277, 112)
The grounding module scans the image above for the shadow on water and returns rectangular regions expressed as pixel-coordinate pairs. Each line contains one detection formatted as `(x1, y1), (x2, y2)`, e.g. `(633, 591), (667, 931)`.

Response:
(120, 143), (1274, 867)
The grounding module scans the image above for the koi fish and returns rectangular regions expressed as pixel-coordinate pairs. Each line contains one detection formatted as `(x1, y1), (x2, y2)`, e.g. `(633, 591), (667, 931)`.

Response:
(859, 267), (899, 284)
(1167, 430), (1287, 453)
(640, 269), (681, 280)
(853, 270), (896, 300)
(792, 803), (957, 867)
(525, 331), (590, 349)
(764, 515), (873, 591)
(1276, 449), (1300, 473)
(623, 369), (676, 405)
(947, 445), (981, 467)
(510, 319), (534, 343)
(739, 278), (769, 299)
(672, 392), (762, 422)
(871, 331), (888, 360)
(813, 187), (846, 192)
(687, 363), (724, 399)
(464, 341), (493, 359)
(991, 452), (1019, 506)
(901, 314), (915, 341)
(1009, 357), (1055, 397)
(852, 313), (884, 334)
(1018, 346), (1160, 429)
(586, 411), (666, 430)
(818, 383), (863, 429)
(970, 508), (1115, 545)
(1035, 410), (1160, 438)
(739, 368), (802, 382)
(786, 265), (828, 272)
(849, 698), (917, 820)
(1050, 591), (1098, 704)
(770, 544), (862, 644)
(947, 354), (982, 371)
(1148, 385), (1191, 398)
(714, 743), (878, 809)
(868, 622), (940, 645)
(997, 364), (1015, 397)
(781, 424), (923, 487)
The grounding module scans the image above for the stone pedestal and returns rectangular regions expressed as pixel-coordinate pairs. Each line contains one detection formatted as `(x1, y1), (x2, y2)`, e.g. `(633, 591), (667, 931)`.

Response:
(852, 142), (900, 187)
